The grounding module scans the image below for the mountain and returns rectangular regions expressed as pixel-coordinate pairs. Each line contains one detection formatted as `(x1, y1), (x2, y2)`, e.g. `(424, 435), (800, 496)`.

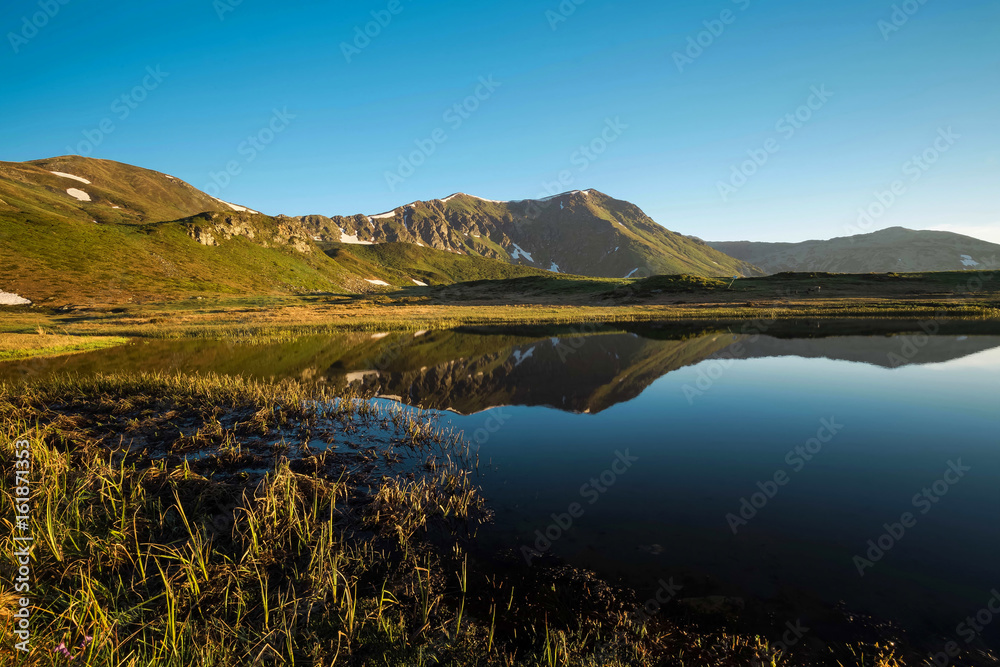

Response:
(0, 156), (758, 304)
(0, 155), (253, 224)
(0, 156), (363, 303)
(710, 227), (1000, 274)
(0, 157), (565, 303)
(289, 190), (761, 279)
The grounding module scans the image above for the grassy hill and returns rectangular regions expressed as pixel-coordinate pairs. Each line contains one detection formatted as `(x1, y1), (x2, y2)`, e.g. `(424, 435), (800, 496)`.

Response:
(0, 156), (342, 302)
(2, 209), (355, 304)
(0, 156), (245, 224)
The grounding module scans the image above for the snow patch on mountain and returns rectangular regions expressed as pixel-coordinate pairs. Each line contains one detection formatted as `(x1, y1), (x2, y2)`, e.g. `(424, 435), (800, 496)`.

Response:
(549, 262), (561, 273)
(960, 255), (980, 267)
(0, 291), (31, 306)
(50, 171), (91, 184)
(365, 279), (390, 286)
(340, 229), (374, 245)
(370, 212), (396, 220)
(510, 243), (534, 262)
(211, 197), (258, 214)
(512, 347), (535, 367)
(411, 279), (428, 287)
(66, 188), (91, 202)
(624, 268), (639, 278)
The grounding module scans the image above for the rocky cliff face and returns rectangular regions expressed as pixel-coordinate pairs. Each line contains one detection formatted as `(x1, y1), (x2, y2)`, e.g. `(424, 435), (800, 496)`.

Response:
(185, 212), (313, 253)
(288, 190), (761, 279)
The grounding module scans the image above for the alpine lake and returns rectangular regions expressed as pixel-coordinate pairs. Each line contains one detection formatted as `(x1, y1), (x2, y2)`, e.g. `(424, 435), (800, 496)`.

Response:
(5, 318), (998, 659)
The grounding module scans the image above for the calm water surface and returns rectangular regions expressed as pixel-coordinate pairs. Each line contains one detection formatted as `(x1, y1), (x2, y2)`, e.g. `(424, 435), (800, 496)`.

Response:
(6, 322), (998, 650)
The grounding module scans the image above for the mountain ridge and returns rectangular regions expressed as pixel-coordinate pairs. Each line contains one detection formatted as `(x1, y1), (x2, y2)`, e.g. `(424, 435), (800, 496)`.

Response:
(288, 189), (760, 279)
(710, 227), (1000, 274)
(0, 156), (755, 303)
(5, 155), (998, 306)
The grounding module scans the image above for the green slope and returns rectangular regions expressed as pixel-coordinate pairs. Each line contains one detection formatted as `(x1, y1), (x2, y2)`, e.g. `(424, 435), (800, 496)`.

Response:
(0, 157), (351, 302)
(0, 156), (242, 225)
(1, 211), (356, 303)
(325, 242), (555, 286)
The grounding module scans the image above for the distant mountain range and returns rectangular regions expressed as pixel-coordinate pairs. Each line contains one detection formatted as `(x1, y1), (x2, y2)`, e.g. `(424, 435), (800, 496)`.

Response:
(710, 227), (999, 274)
(2, 155), (996, 304)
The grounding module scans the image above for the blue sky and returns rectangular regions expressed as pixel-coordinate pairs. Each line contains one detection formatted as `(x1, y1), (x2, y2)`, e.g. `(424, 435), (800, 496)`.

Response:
(2, 0), (998, 243)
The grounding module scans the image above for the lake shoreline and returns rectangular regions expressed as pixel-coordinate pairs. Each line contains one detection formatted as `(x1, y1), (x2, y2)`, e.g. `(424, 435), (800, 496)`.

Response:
(2, 370), (998, 665)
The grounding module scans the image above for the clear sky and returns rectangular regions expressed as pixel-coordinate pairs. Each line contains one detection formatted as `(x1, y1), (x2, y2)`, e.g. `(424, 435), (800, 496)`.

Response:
(2, 0), (998, 243)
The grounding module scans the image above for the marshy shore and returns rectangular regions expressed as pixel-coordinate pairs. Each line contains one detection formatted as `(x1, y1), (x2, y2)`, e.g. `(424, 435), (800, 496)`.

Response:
(4, 371), (990, 665)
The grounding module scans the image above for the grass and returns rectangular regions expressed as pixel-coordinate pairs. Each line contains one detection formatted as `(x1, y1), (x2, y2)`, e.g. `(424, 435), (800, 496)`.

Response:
(0, 332), (128, 361)
(0, 372), (977, 666)
(0, 372), (487, 665)
(325, 242), (555, 286)
(1, 266), (997, 351)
